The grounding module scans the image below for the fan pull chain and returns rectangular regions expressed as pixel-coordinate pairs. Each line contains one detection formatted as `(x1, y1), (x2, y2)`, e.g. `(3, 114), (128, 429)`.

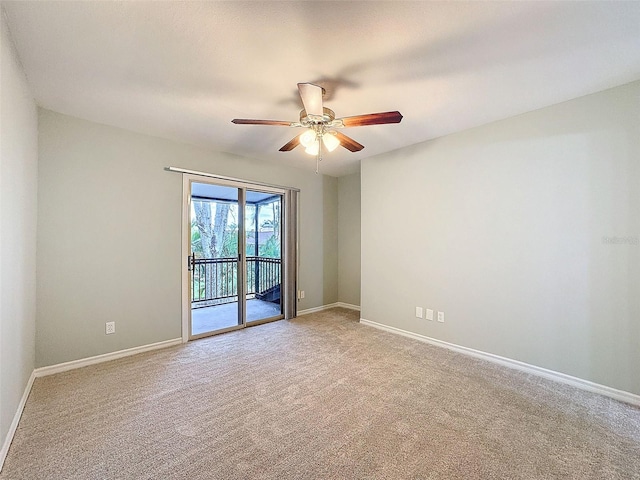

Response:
(315, 134), (323, 174)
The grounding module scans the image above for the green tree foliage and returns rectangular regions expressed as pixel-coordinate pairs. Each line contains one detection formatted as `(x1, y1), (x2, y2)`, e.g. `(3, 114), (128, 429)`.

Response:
(222, 223), (238, 257)
(191, 219), (204, 257)
(259, 234), (280, 258)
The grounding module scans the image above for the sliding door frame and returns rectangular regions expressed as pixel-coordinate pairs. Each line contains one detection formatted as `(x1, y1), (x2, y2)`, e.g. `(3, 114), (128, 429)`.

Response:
(181, 173), (296, 342)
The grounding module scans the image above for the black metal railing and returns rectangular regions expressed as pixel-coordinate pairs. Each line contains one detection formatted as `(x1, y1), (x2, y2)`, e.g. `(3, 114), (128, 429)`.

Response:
(246, 256), (281, 297)
(191, 256), (281, 307)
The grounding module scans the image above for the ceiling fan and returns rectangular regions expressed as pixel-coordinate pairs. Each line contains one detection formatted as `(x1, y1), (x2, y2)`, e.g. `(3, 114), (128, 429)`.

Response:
(232, 83), (403, 173)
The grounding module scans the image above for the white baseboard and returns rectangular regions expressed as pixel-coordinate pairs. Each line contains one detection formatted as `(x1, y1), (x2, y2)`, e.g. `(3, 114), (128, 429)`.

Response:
(34, 338), (182, 378)
(336, 302), (361, 311)
(1, 371), (35, 472)
(360, 318), (640, 407)
(297, 303), (337, 316)
(297, 302), (361, 316)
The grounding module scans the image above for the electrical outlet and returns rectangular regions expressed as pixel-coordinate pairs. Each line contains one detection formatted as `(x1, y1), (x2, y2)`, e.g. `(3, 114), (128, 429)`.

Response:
(298, 290), (305, 299)
(106, 321), (116, 335)
(415, 307), (423, 318)
(437, 312), (445, 323)
(426, 309), (434, 321)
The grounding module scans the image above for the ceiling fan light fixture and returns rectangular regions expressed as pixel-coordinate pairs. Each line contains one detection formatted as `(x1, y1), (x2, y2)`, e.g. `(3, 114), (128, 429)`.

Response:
(305, 140), (320, 156)
(299, 129), (317, 148)
(322, 132), (340, 152)
(232, 82), (402, 170)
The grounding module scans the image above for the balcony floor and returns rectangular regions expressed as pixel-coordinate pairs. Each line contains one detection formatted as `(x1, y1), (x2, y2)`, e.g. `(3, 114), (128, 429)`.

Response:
(191, 298), (282, 336)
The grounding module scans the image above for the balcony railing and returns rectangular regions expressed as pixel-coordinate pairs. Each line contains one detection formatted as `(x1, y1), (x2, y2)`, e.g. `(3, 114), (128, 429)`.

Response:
(191, 256), (281, 307)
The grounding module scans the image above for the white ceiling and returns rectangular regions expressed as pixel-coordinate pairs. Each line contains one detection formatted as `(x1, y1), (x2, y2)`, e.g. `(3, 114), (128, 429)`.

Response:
(3, 1), (640, 177)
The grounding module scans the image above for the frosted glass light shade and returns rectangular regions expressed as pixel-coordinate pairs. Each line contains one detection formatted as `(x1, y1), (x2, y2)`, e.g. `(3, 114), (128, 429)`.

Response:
(322, 132), (340, 152)
(305, 140), (320, 155)
(300, 129), (317, 148)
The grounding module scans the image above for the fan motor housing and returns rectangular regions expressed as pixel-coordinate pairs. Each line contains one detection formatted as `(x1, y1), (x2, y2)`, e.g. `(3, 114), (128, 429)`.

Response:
(300, 108), (335, 125)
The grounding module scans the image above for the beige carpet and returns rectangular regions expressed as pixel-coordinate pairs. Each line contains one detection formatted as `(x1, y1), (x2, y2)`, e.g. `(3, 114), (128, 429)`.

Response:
(2, 308), (639, 479)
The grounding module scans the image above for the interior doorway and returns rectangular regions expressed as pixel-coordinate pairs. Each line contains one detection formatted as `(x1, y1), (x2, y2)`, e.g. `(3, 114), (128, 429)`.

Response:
(183, 176), (290, 340)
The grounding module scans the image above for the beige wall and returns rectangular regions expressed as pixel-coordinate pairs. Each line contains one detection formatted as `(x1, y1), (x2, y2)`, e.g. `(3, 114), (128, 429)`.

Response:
(0, 10), (37, 453)
(361, 81), (640, 396)
(36, 110), (339, 367)
(338, 171), (361, 306)
(322, 177), (339, 305)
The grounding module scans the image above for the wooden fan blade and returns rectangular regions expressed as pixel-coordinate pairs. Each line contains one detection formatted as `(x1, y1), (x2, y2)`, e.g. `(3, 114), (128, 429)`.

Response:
(334, 131), (364, 152)
(232, 119), (292, 126)
(297, 83), (324, 117)
(339, 111), (403, 127)
(279, 135), (300, 152)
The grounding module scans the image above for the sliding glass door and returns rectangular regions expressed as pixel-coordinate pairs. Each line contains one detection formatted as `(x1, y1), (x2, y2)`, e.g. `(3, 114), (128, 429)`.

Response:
(189, 182), (242, 337)
(245, 190), (283, 323)
(187, 179), (285, 340)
